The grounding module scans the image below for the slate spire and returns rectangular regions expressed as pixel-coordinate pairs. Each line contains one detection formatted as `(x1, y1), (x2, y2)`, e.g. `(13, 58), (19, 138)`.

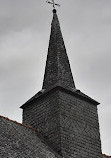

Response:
(42, 9), (75, 90)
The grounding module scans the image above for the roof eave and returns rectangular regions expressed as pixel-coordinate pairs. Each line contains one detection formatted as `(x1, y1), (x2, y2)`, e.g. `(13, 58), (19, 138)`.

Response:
(20, 86), (100, 109)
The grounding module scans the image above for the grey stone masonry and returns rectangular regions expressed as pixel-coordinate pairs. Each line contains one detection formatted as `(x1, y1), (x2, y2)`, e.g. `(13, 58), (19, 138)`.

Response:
(22, 87), (102, 158)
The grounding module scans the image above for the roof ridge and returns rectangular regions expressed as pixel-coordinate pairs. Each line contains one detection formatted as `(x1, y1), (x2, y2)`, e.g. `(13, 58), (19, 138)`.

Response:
(0, 115), (40, 133)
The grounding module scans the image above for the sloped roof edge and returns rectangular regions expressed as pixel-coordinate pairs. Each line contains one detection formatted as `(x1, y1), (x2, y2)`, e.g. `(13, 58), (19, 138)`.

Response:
(0, 115), (63, 158)
(21, 85), (99, 109)
(0, 115), (40, 133)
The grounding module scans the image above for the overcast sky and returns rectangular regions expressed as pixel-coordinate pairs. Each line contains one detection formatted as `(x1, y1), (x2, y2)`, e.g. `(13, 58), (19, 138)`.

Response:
(0, 0), (111, 155)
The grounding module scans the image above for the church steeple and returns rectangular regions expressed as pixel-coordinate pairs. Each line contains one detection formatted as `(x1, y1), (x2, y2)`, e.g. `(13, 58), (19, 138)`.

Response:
(21, 8), (102, 158)
(42, 9), (75, 90)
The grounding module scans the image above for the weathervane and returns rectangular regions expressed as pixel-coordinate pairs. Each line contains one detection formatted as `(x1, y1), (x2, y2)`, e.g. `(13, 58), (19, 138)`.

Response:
(46, 0), (60, 9)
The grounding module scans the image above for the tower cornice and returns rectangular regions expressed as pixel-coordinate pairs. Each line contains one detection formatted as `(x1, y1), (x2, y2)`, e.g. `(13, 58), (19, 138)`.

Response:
(20, 86), (99, 109)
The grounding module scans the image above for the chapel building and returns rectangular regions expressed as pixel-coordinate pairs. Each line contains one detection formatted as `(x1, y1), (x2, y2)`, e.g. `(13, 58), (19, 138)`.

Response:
(0, 8), (109, 158)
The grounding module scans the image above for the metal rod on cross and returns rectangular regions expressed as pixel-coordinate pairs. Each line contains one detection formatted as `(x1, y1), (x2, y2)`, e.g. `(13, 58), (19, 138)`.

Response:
(46, 0), (60, 9)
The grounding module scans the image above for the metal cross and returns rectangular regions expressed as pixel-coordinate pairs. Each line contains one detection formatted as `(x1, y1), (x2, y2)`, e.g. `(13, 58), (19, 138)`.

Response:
(46, 0), (60, 9)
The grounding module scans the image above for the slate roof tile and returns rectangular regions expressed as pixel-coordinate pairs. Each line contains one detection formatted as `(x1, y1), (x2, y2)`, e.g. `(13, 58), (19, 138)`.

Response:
(0, 115), (62, 158)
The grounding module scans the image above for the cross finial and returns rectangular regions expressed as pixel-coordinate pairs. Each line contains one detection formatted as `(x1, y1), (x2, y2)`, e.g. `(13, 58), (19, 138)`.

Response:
(46, 0), (60, 9)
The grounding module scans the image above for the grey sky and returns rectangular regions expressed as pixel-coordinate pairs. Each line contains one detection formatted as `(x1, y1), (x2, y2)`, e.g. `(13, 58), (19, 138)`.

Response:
(0, 0), (111, 155)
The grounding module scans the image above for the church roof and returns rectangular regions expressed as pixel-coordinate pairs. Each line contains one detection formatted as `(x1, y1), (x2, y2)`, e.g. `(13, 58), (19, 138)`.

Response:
(0, 115), (62, 158)
(0, 115), (109, 158)
(42, 9), (75, 91)
(21, 9), (99, 109)
(0, 7), (110, 157)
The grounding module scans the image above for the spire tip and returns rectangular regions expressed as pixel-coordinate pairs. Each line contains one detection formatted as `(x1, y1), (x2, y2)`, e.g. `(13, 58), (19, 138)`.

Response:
(53, 9), (57, 13)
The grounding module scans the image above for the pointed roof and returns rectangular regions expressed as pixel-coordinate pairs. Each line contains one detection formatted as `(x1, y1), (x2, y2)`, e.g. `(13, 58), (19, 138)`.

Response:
(42, 9), (75, 91)
(21, 9), (100, 109)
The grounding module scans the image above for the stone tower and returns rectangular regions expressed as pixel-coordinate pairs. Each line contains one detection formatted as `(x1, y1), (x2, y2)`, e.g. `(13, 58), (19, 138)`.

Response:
(21, 9), (102, 158)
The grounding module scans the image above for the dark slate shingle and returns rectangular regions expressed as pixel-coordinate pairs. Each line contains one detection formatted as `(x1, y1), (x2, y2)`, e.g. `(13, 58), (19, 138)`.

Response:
(0, 116), (62, 158)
